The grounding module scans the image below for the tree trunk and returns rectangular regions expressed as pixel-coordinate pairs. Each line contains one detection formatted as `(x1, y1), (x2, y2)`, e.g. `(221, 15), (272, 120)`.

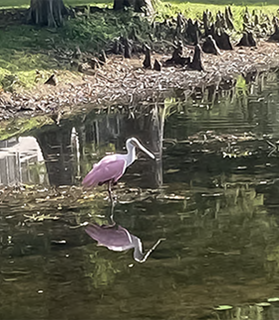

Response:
(113, 0), (154, 15)
(28, 0), (68, 27)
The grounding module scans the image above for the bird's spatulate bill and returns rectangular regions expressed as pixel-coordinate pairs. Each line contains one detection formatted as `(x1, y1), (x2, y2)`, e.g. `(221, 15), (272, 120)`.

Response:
(134, 140), (155, 159)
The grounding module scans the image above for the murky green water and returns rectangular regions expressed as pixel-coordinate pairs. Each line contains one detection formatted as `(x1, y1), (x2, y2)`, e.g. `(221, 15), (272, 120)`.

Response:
(2, 71), (279, 319)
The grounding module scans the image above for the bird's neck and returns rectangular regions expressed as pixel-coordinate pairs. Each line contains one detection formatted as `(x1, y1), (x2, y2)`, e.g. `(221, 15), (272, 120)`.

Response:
(125, 145), (136, 167)
(132, 236), (144, 262)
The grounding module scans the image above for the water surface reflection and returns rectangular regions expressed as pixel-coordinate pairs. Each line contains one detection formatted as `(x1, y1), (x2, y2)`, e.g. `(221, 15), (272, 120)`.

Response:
(1, 71), (279, 319)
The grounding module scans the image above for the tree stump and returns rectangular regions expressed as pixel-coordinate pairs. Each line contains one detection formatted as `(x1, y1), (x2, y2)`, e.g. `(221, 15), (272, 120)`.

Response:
(74, 46), (82, 60)
(143, 45), (152, 69)
(189, 45), (204, 71)
(165, 41), (190, 66)
(215, 11), (227, 29)
(213, 29), (233, 50)
(203, 10), (210, 36)
(112, 39), (124, 55)
(202, 35), (220, 55)
(225, 6), (234, 30)
(175, 13), (184, 38)
(247, 32), (256, 46)
(237, 31), (256, 47)
(243, 8), (250, 24)
(88, 58), (100, 70)
(153, 59), (162, 71)
(123, 38), (133, 58)
(99, 50), (107, 65)
(253, 10), (259, 26)
(45, 74), (57, 85)
(269, 17), (279, 41)
(185, 18), (200, 45)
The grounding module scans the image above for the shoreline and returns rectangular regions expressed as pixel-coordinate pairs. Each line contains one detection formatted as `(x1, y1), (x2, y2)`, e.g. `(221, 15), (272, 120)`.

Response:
(1, 39), (279, 121)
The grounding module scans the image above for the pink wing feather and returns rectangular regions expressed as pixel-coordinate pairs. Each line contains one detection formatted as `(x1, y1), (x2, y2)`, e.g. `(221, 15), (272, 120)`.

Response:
(82, 156), (126, 188)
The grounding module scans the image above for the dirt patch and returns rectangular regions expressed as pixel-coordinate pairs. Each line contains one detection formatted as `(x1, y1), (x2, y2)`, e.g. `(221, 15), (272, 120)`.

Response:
(0, 39), (279, 121)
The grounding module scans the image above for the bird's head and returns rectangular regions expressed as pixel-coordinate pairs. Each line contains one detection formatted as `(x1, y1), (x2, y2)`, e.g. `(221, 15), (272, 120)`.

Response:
(126, 137), (155, 159)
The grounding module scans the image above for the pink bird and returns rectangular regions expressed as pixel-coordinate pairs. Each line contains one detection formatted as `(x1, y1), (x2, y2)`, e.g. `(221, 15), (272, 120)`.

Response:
(82, 137), (155, 200)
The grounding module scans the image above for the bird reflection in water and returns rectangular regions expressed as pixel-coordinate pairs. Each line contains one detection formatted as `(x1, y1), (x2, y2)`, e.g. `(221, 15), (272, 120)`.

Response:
(85, 223), (165, 263)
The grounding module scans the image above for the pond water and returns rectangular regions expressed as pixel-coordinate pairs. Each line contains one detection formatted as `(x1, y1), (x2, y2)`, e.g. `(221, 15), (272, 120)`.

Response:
(2, 71), (279, 319)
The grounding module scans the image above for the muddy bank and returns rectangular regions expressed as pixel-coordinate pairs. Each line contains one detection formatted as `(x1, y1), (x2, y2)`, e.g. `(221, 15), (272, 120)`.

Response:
(0, 39), (279, 121)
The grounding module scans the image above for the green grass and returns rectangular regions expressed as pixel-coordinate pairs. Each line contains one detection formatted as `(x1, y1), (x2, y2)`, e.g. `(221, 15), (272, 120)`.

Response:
(0, 9), (147, 90)
(0, 25), (68, 90)
(157, 3), (278, 30)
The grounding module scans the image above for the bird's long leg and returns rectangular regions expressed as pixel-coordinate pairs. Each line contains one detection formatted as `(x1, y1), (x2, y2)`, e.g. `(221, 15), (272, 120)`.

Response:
(107, 180), (117, 225)
(108, 180), (113, 203)
(108, 200), (116, 226)
(108, 181), (114, 203)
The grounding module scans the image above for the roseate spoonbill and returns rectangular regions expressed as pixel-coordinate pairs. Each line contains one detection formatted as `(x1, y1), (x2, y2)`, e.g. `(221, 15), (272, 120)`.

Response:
(85, 223), (164, 263)
(82, 137), (155, 200)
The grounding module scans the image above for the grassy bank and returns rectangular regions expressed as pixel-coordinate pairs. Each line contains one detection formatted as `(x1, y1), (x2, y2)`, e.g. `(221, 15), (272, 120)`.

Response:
(0, 10), (145, 91)
(0, 1), (278, 92)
